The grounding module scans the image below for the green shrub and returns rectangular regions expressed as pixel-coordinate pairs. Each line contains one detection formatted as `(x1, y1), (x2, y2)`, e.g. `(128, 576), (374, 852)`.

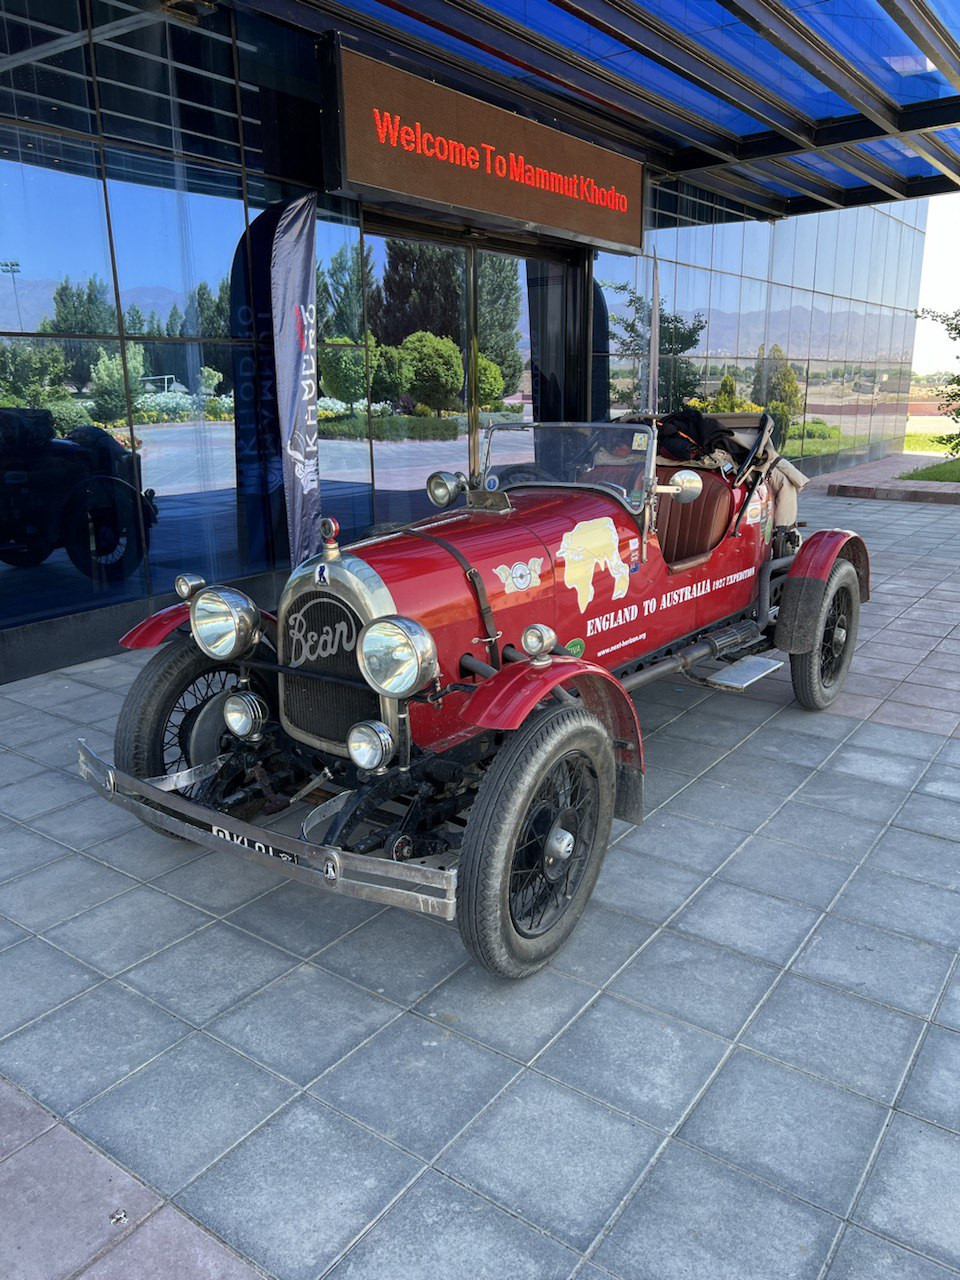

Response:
(401, 331), (463, 413)
(412, 402), (434, 418)
(318, 337), (376, 405)
(688, 374), (762, 416)
(371, 345), (411, 404)
(803, 420), (841, 440)
(316, 418), (366, 440)
(91, 343), (144, 423)
(0, 338), (68, 403)
(477, 353), (504, 406)
(391, 417), (459, 441)
(766, 400), (792, 440)
(198, 365), (222, 394)
(315, 413), (461, 442)
(48, 399), (93, 435)
(932, 428), (960, 457)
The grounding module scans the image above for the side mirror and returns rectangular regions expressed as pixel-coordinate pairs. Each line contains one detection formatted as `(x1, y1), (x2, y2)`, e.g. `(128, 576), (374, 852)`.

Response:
(426, 470), (467, 509)
(656, 469), (703, 505)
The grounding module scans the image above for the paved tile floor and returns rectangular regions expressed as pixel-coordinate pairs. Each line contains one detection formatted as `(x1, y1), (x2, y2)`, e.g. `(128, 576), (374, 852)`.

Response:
(2, 492), (960, 1279)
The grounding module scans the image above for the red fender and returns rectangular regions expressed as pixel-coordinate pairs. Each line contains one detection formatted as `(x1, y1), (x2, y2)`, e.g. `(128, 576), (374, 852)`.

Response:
(466, 656), (644, 823)
(787, 529), (870, 597)
(120, 602), (190, 649)
(120, 602), (277, 650)
(774, 530), (870, 654)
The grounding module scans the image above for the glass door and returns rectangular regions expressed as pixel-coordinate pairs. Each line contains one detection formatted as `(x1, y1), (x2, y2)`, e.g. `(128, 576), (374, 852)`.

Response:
(350, 221), (586, 527)
(363, 231), (469, 527)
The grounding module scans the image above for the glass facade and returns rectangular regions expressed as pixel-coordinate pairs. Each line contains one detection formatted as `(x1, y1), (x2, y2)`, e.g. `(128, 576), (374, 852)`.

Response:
(0, 1), (927, 638)
(596, 185), (926, 471)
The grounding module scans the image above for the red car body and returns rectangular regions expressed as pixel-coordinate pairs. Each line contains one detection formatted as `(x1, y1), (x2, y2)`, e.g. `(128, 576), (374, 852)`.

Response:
(84, 416), (869, 975)
(120, 477), (867, 759)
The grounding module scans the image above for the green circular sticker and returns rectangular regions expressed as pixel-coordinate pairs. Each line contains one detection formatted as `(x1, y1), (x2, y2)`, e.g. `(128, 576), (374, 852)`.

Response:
(566, 638), (586, 658)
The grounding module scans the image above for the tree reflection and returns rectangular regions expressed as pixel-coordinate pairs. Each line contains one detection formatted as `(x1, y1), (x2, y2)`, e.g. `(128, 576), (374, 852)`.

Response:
(602, 279), (706, 411)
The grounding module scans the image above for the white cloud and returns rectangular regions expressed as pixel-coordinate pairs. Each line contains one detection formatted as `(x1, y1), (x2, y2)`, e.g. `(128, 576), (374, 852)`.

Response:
(914, 193), (960, 374)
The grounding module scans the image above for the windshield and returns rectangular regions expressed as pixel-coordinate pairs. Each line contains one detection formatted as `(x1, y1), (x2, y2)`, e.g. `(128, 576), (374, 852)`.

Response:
(482, 420), (657, 511)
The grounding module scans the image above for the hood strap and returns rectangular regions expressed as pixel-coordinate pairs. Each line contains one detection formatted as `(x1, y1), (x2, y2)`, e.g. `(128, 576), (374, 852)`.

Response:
(407, 530), (501, 670)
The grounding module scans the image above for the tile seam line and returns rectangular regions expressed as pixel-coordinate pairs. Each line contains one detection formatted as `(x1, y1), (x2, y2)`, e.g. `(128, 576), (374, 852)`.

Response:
(59, 1201), (170, 1280)
(60, 948), (478, 1137)
(824, 944), (960, 1279)
(0, 858), (141, 919)
(566, 703), (947, 1271)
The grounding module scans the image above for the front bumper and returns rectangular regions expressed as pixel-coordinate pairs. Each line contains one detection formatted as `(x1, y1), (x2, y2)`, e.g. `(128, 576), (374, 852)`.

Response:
(77, 741), (457, 920)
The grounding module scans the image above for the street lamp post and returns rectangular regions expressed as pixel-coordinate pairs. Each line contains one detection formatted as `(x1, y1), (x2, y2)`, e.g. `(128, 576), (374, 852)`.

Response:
(0, 260), (23, 329)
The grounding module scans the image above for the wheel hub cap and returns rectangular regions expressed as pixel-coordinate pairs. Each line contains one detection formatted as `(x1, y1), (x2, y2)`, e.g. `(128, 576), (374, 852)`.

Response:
(186, 690), (233, 765)
(542, 811), (577, 883)
(831, 620), (847, 657)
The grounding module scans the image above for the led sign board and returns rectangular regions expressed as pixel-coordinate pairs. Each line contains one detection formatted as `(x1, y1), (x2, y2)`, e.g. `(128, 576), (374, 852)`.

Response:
(329, 48), (644, 253)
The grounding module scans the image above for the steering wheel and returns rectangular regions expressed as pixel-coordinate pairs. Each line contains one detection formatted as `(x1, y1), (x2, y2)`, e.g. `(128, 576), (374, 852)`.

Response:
(567, 428), (607, 470)
(495, 463), (560, 487)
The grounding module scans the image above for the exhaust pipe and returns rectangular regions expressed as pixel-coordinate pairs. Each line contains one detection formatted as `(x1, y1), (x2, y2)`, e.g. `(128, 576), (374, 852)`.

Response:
(622, 618), (763, 693)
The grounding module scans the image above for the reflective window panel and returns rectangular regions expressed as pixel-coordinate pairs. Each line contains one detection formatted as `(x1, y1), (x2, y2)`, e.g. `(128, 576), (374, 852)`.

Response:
(0, 336), (150, 626)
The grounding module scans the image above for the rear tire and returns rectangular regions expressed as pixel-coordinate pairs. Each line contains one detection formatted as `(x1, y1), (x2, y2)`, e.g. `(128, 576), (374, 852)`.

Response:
(63, 477), (145, 582)
(790, 558), (859, 710)
(457, 705), (615, 978)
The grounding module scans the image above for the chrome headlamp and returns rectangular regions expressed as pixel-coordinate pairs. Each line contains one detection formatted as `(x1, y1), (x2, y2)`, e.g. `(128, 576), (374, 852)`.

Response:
(346, 720), (395, 772)
(189, 587), (260, 661)
(358, 616), (439, 699)
(223, 691), (269, 740)
(426, 470), (467, 509)
(174, 572), (206, 600)
(521, 623), (558, 657)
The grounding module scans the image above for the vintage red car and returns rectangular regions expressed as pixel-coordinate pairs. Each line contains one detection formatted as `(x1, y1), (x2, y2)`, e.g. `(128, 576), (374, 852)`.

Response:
(79, 414), (868, 977)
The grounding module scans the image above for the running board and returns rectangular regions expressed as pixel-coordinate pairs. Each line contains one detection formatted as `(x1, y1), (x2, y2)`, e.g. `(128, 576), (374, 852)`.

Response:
(702, 655), (784, 691)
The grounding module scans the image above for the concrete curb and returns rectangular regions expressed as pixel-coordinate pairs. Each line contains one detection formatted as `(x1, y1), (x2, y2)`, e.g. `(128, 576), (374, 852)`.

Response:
(827, 480), (960, 504)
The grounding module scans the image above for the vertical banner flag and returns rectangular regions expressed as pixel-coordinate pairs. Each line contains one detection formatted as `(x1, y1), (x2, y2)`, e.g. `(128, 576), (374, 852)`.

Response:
(270, 192), (321, 565)
(647, 249), (660, 416)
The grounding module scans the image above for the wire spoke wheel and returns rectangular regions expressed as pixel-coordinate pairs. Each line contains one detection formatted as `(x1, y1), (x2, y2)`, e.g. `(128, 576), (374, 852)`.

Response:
(819, 584), (851, 688)
(790, 558), (860, 711)
(160, 667), (234, 774)
(114, 637), (270, 837)
(509, 750), (599, 937)
(457, 705), (617, 978)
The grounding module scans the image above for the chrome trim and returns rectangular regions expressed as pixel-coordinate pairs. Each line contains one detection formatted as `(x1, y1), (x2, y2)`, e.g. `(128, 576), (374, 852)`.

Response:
(150, 755), (229, 791)
(190, 586), (261, 661)
(276, 552), (399, 756)
(78, 741), (457, 920)
(174, 572), (206, 600)
(346, 719), (396, 772)
(357, 616), (439, 699)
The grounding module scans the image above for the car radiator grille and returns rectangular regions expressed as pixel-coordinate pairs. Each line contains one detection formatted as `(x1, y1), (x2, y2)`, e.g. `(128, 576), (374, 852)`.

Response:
(279, 590), (380, 746)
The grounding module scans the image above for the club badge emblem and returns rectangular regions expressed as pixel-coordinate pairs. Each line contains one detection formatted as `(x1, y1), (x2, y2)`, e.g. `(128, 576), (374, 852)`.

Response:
(493, 557), (544, 594)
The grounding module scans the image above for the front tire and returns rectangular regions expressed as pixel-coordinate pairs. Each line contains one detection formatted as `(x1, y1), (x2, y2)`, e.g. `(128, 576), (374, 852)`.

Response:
(457, 705), (615, 978)
(114, 637), (257, 837)
(790, 558), (860, 710)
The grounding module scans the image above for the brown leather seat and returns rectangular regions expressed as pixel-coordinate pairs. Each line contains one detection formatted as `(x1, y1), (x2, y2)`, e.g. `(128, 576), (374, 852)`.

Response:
(655, 464), (733, 570)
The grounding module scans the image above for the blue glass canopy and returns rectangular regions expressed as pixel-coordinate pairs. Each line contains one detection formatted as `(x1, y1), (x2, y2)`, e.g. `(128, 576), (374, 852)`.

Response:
(294, 0), (960, 218)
